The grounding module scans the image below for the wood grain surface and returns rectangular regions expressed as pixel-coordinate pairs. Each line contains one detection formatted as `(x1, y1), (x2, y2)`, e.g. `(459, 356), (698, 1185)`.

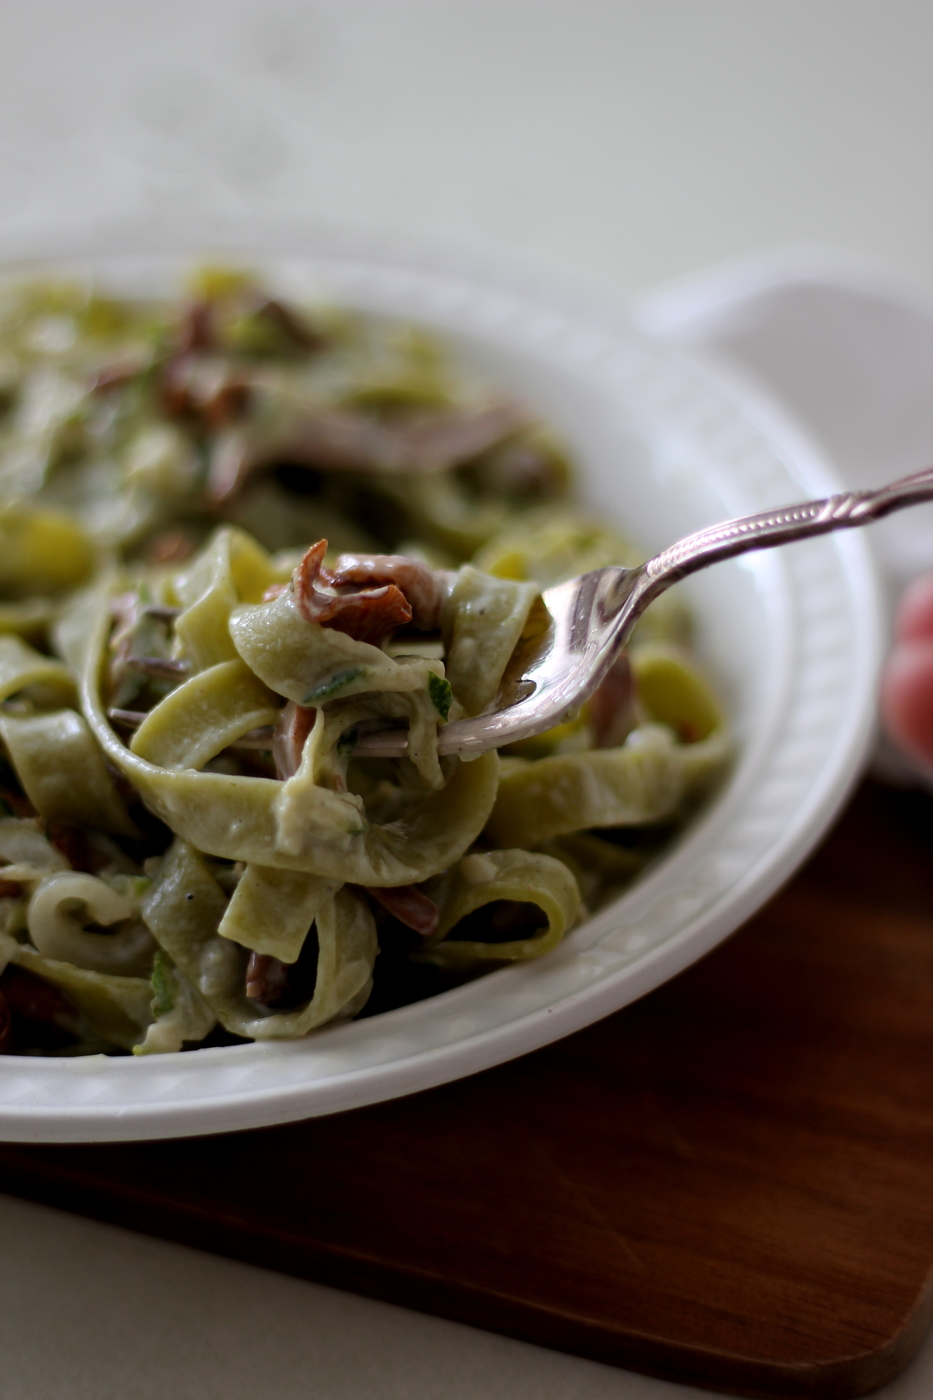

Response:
(1, 780), (932, 1399)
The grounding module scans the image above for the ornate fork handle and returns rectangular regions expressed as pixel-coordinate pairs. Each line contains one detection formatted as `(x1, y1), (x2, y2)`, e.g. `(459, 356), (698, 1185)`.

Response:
(644, 464), (933, 588)
(359, 464), (933, 759)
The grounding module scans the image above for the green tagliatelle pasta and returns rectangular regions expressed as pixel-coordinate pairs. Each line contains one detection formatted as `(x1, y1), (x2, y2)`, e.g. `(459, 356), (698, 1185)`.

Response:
(141, 839), (377, 1043)
(486, 724), (728, 849)
(440, 567), (541, 717)
(0, 709), (138, 836)
(130, 659), (282, 771)
(218, 864), (336, 962)
(0, 270), (730, 1057)
(0, 929), (154, 1051)
(416, 848), (581, 968)
(77, 570), (502, 885)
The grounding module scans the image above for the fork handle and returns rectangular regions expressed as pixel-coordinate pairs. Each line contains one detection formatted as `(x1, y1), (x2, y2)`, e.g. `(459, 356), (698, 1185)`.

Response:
(644, 465), (933, 588)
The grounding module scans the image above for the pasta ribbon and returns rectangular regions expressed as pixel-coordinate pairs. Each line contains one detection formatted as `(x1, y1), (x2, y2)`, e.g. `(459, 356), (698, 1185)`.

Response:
(230, 587), (444, 708)
(539, 830), (651, 907)
(219, 865), (335, 961)
(311, 688), (447, 791)
(0, 817), (69, 886)
(0, 597), (58, 644)
(375, 474), (513, 558)
(0, 633), (77, 709)
(473, 512), (640, 584)
(474, 512), (691, 647)
(172, 527), (288, 672)
(0, 930), (153, 1050)
(486, 723), (729, 849)
(26, 870), (154, 976)
(415, 848), (580, 968)
(137, 953), (216, 1055)
(130, 659), (281, 771)
(0, 502), (95, 601)
(142, 839), (377, 1039)
(271, 741), (499, 883)
(630, 642), (722, 742)
(441, 566), (540, 716)
(0, 709), (138, 836)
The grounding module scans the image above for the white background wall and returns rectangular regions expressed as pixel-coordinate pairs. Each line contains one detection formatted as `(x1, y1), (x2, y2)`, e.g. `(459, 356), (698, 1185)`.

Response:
(1, 2), (931, 301)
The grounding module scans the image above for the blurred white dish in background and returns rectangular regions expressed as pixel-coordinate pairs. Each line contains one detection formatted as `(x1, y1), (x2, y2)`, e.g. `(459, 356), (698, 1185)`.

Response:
(637, 248), (933, 587)
(0, 228), (881, 1141)
(635, 249), (933, 784)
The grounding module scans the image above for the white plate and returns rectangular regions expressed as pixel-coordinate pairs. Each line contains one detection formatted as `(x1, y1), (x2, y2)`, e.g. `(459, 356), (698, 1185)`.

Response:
(0, 229), (882, 1141)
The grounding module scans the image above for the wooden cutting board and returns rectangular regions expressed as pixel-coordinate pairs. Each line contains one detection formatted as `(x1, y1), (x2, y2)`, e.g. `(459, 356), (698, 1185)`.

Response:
(1, 779), (932, 1399)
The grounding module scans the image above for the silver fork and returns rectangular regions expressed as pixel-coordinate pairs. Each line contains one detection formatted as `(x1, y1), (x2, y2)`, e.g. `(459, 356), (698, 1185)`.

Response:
(354, 465), (933, 760)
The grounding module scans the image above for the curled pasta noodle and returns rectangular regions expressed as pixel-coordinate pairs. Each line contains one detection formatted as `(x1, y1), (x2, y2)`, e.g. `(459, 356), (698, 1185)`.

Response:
(129, 660), (281, 771)
(416, 849), (581, 968)
(173, 527), (286, 671)
(79, 572), (502, 885)
(141, 839), (377, 1041)
(27, 871), (155, 976)
(230, 586), (447, 712)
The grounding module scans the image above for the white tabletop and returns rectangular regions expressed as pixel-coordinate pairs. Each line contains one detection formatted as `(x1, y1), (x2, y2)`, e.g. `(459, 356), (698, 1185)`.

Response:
(1, 4), (932, 1398)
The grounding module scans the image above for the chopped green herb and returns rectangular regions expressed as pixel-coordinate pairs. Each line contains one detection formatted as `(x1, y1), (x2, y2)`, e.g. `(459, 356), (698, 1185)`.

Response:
(337, 729), (358, 756)
(428, 672), (452, 721)
(304, 667), (363, 704)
